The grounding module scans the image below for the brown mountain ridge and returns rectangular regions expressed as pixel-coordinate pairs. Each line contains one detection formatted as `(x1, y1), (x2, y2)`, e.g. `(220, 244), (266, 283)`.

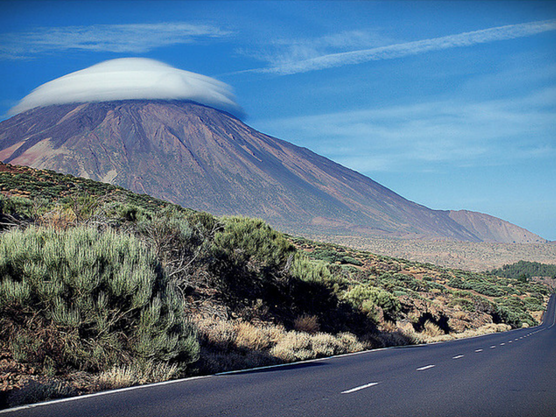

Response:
(0, 99), (545, 243)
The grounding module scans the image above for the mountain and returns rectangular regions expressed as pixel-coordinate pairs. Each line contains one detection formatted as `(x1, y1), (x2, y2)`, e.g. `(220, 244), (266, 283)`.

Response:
(448, 210), (544, 244)
(0, 99), (545, 243)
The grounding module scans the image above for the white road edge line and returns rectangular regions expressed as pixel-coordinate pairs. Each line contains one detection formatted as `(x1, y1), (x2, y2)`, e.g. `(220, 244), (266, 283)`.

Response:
(417, 365), (436, 371)
(0, 374), (213, 415)
(342, 382), (379, 394)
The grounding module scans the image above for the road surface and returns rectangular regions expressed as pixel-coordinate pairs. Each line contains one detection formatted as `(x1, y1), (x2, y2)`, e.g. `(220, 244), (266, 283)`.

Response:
(4, 294), (555, 417)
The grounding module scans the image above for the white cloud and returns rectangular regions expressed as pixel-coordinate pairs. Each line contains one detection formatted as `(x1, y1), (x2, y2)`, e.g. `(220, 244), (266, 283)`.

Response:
(248, 19), (556, 75)
(9, 58), (243, 118)
(0, 22), (231, 59)
(235, 29), (392, 72)
(253, 88), (556, 173)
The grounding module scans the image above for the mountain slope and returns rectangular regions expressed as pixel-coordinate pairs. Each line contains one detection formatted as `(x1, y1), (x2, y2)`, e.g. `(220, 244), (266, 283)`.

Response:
(0, 100), (544, 243)
(448, 210), (545, 244)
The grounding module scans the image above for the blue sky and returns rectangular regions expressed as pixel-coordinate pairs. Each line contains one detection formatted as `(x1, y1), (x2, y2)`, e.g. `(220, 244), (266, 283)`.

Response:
(1, 1), (555, 240)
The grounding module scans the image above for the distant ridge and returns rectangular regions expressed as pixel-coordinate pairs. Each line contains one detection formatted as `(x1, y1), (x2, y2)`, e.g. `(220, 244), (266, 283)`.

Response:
(448, 210), (545, 244)
(0, 99), (546, 244)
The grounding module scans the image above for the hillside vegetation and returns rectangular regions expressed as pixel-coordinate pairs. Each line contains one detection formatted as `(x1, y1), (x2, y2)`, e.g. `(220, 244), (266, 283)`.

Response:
(490, 260), (556, 280)
(490, 260), (556, 292)
(0, 162), (552, 408)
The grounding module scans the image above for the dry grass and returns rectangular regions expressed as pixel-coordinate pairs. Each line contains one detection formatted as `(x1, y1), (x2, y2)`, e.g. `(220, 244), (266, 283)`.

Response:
(96, 361), (179, 391)
(293, 315), (320, 334)
(195, 317), (237, 350)
(423, 320), (444, 338)
(310, 333), (338, 356)
(398, 321), (512, 344)
(235, 322), (273, 351)
(452, 310), (469, 321)
(270, 331), (364, 362)
(449, 323), (511, 339)
(271, 331), (313, 361)
(199, 350), (278, 374)
(38, 207), (76, 231)
(96, 366), (138, 391)
(193, 314), (365, 371)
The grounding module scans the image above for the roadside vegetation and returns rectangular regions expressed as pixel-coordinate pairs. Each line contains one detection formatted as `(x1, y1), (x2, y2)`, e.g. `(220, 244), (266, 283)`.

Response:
(0, 162), (552, 408)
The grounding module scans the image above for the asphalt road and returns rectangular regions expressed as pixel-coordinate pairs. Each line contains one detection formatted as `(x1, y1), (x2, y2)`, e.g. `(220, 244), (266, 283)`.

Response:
(4, 294), (555, 417)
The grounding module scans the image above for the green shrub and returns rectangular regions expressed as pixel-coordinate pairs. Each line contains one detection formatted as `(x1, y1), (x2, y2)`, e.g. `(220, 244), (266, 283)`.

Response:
(213, 217), (295, 269)
(469, 281), (504, 297)
(310, 248), (343, 264)
(495, 305), (535, 328)
(0, 194), (34, 218)
(448, 278), (472, 290)
(342, 256), (364, 267)
(427, 282), (447, 292)
(522, 296), (544, 311)
(138, 210), (197, 257)
(343, 284), (401, 319)
(453, 290), (474, 298)
(450, 298), (475, 312)
(290, 254), (331, 283)
(380, 273), (426, 292)
(0, 226), (199, 373)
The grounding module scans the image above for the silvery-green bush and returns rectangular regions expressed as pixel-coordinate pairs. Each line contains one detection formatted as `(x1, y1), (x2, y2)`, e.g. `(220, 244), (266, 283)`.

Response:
(0, 226), (199, 373)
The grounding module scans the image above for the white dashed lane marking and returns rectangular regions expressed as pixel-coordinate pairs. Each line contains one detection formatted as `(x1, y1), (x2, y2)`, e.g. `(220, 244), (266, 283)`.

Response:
(417, 365), (436, 371)
(341, 313), (556, 397)
(341, 382), (379, 394)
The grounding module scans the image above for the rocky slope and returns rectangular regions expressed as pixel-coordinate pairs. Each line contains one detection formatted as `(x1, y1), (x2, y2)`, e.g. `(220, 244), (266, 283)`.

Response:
(0, 100), (545, 243)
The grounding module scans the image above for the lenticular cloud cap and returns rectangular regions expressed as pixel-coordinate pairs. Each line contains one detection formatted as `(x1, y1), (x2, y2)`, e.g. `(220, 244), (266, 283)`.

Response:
(10, 58), (243, 118)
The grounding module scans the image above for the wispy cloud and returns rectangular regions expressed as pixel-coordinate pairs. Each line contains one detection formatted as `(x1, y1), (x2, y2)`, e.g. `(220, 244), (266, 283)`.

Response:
(247, 20), (556, 75)
(253, 87), (556, 173)
(244, 29), (392, 64)
(0, 22), (231, 59)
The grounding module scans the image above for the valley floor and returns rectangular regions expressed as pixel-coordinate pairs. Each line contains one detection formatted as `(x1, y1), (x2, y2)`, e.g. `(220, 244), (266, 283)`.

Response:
(305, 234), (556, 272)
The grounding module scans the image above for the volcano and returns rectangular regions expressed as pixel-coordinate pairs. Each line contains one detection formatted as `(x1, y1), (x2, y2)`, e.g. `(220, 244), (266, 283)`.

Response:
(0, 100), (545, 243)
